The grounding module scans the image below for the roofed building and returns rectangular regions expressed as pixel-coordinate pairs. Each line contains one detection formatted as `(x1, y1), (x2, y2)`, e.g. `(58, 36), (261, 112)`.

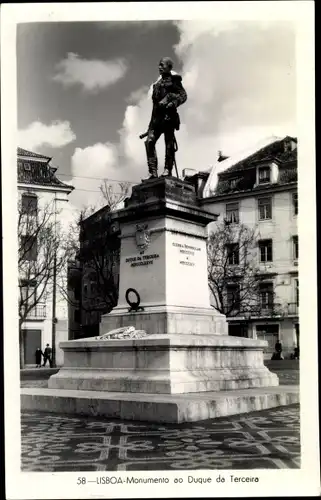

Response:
(186, 136), (299, 359)
(18, 147), (74, 366)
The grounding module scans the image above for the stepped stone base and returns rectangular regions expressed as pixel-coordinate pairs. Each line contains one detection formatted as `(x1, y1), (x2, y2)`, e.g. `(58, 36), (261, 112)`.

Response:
(21, 386), (299, 423)
(48, 334), (278, 394)
(100, 305), (228, 336)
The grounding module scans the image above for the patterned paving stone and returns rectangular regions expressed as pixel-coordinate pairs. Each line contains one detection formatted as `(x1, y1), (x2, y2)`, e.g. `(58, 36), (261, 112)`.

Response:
(21, 404), (300, 472)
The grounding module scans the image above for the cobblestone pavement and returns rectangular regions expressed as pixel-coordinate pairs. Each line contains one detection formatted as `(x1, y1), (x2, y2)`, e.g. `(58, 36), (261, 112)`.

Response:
(21, 404), (300, 472)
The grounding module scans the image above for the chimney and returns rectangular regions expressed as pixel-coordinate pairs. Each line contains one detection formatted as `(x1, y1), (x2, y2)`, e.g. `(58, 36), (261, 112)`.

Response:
(218, 150), (229, 162)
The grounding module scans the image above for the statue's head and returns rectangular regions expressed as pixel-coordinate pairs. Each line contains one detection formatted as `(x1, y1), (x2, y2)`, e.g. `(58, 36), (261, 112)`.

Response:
(159, 57), (173, 75)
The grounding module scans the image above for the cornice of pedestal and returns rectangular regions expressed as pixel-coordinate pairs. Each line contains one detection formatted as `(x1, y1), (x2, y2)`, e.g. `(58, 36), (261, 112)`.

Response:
(121, 224), (208, 240)
(116, 198), (217, 225)
(113, 176), (218, 226)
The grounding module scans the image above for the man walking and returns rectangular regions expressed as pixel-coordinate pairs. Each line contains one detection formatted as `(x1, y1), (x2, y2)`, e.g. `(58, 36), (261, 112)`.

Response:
(43, 344), (52, 367)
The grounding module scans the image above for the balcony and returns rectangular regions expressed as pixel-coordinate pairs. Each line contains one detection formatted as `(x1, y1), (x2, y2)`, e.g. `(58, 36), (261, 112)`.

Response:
(26, 304), (46, 319)
(228, 302), (299, 320)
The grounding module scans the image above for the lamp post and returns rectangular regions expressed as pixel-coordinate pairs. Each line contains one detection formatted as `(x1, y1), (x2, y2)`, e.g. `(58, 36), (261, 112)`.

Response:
(51, 193), (57, 367)
(243, 311), (252, 338)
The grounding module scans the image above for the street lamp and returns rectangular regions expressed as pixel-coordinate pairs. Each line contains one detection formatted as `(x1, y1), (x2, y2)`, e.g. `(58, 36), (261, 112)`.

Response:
(243, 311), (252, 338)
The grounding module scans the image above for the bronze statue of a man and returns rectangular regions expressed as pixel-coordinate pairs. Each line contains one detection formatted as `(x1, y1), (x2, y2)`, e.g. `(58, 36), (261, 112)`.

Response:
(143, 57), (187, 179)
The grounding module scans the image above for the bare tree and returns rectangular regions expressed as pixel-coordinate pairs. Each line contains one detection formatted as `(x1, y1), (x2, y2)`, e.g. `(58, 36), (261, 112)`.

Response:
(78, 210), (120, 315)
(207, 221), (267, 316)
(18, 196), (70, 368)
(60, 182), (131, 335)
(100, 181), (131, 211)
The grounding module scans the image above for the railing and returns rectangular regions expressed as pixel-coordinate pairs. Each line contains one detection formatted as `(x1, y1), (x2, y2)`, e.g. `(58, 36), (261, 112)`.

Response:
(26, 304), (46, 319)
(228, 302), (299, 319)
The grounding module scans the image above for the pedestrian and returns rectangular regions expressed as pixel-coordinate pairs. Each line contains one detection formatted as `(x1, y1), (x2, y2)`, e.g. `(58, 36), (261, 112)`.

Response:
(43, 344), (52, 367)
(35, 347), (43, 368)
(275, 339), (283, 360)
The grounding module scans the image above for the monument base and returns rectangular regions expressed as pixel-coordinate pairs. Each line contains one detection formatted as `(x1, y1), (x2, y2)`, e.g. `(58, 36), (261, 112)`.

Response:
(100, 305), (228, 336)
(48, 334), (278, 394)
(21, 386), (299, 423)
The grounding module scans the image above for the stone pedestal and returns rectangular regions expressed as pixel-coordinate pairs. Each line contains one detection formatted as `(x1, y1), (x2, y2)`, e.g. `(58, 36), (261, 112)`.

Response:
(41, 177), (293, 423)
(100, 176), (227, 336)
(49, 334), (278, 394)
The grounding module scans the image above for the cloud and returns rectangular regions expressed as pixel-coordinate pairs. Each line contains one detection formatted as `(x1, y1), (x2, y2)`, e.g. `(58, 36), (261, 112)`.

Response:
(70, 21), (297, 209)
(53, 52), (128, 92)
(126, 85), (150, 104)
(174, 20), (296, 141)
(69, 142), (131, 209)
(18, 120), (76, 150)
(119, 20), (296, 170)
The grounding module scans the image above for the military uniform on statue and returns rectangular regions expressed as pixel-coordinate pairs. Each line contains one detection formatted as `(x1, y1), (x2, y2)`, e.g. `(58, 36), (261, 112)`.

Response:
(143, 57), (187, 180)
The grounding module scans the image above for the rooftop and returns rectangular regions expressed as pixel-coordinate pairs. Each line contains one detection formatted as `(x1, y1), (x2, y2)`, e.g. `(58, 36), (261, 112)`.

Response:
(202, 136), (297, 198)
(17, 147), (52, 161)
(17, 147), (74, 191)
(218, 136), (297, 176)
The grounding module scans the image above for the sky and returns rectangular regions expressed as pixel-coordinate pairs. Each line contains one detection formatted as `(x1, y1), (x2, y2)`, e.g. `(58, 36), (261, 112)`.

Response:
(17, 20), (297, 212)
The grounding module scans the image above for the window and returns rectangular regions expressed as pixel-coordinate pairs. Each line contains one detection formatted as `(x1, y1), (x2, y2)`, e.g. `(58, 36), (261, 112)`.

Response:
(295, 279), (299, 306)
(20, 279), (37, 305)
(226, 284), (240, 311)
(20, 235), (37, 261)
(74, 309), (81, 323)
(259, 282), (274, 310)
(21, 194), (38, 215)
(293, 192), (298, 215)
(228, 324), (248, 337)
(226, 243), (239, 265)
(258, 166), (271, 184)
(256, 324), (279, 350)
(226, 202), (239, 223)
(259, 239), (273, 262)
(230, 178), (238, 189)
(258, 197), (272, 220)
(293, 235), (299, 260)
(24, 162), (31, 171)
(74, 287), (80, 301)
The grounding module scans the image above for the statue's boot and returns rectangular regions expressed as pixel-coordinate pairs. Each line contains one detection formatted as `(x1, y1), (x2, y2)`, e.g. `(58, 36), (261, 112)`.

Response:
(142, 172), (158, 181)
(160, 168), (171, 177)
(142, 165), (158, 182)
(161, 155), (174, 177)
(143, 144), (158, 181)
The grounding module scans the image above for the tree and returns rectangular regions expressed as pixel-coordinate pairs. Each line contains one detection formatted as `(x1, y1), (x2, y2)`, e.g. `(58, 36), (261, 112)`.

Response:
(78, 207), (120, 314)
(207, 220), (268, 317)
(61, 182), (131, 336)
(18, 195), (70, 368)
(100, 180), (131, 210)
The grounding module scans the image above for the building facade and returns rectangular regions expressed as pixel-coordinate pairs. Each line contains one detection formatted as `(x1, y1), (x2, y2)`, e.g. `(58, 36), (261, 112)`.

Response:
(193, 136), (299, 359)
(67, 205), (121, 339)
(18, 147), (73, 366)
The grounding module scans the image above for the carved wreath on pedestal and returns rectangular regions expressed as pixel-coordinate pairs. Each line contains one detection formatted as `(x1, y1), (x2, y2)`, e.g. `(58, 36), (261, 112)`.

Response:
(96, 326), (148, 340)
(135, 223), (150, 253)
